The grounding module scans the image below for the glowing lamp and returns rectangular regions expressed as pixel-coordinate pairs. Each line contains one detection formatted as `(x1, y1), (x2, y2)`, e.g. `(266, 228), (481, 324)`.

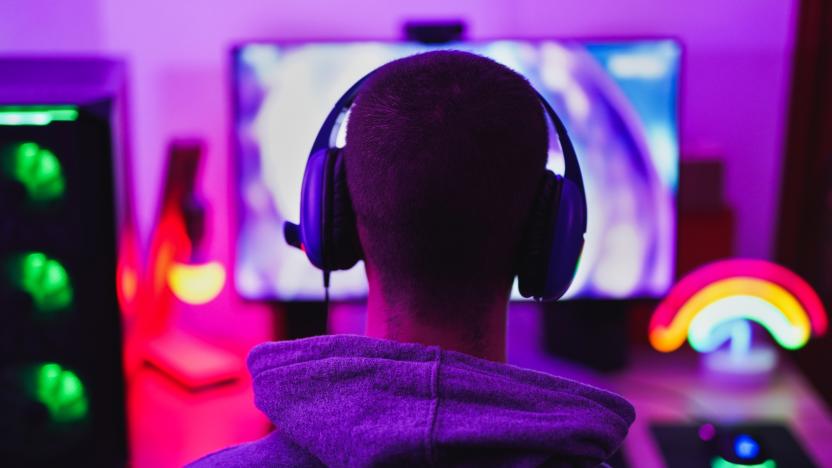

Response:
(649, 259), (827, 377)
(650, 260), (826, 352)
(167, 261), (226, 305)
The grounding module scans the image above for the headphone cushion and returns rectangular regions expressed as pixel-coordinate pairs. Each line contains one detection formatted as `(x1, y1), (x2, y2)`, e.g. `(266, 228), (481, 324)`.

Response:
(298, 148), (362, 270)
(542, 178), (585, 299)
(326, 150), (362, 270)
(299, 149), (328, 269)
(517, 171), (560, 299)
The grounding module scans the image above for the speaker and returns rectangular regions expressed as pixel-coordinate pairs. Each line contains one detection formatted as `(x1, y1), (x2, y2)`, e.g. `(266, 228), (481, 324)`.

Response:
(0, 58), (128, 466)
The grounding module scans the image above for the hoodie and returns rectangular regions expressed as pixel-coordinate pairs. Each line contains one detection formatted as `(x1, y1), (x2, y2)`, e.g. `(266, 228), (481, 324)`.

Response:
(189, 335), (635, 467)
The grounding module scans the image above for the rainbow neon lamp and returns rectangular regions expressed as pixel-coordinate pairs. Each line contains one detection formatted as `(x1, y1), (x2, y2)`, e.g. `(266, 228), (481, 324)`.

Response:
(650, 259), (827, 376)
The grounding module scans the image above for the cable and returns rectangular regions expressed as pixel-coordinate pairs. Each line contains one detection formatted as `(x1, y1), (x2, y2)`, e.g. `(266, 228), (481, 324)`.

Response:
(323, 270), (331, 311)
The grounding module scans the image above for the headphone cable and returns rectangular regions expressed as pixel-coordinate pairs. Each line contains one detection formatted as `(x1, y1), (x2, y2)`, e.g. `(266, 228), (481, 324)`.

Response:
(323, 270), (331, 312)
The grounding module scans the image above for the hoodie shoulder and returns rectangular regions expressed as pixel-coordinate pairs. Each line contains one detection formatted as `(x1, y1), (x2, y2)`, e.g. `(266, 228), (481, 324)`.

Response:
(240, 335), (633, 467)
(186, 429), (326, 468)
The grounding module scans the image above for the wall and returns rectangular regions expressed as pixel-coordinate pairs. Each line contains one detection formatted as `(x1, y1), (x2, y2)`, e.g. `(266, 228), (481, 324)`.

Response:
(508, 0), (797, 261)
(1, 0), (797, 343)
(0, 0), (103, 53)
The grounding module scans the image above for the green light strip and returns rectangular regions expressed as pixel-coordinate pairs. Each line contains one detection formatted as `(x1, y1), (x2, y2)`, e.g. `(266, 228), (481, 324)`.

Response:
(712, 456), (776, 468)
(0, 106), (79, 126)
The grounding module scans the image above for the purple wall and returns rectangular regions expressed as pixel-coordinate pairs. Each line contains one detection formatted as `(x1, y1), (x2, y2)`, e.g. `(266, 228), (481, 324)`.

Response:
(0, 0), (103, 52)
(1, 0), (797, 342)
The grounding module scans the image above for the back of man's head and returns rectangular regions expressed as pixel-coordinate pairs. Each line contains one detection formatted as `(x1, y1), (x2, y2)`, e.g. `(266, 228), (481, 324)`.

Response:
(345, 50), (548, 317)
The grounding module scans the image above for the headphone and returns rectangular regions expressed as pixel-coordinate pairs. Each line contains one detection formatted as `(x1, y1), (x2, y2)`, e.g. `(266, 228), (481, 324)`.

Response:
(284, 68), (587, 301)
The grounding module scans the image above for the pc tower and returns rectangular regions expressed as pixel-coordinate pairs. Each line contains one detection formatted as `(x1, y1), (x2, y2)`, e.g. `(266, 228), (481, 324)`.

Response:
(0, 58), (128, 466)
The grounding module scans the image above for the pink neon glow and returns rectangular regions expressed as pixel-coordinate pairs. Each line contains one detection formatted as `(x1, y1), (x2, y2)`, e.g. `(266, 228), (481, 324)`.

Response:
(116, 227), (141, 317)
(698, 423), (716, 441)
(650, 259), (828, 335)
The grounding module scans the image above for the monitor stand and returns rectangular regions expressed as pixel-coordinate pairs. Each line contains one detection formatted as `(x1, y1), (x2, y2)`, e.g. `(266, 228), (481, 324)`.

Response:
(279, 301), (329, 340)
(541, 300), (630, 372)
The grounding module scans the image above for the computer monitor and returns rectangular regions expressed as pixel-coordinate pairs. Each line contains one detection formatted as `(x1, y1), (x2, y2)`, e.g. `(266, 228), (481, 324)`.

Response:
(232, 40), (680, 301)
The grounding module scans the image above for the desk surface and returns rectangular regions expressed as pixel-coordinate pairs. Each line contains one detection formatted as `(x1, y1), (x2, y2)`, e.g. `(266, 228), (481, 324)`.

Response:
(506, 305), (832, 468)
(128, 362), (268, 467)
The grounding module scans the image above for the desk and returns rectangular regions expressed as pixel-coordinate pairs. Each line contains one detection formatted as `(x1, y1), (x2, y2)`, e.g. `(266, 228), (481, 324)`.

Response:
(506, 305), (832, 467)
(127, 363), (269, 468)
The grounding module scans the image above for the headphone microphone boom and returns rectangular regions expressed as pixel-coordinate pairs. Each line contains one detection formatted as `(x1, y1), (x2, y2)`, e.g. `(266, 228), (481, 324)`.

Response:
(284, 66), (587, 302)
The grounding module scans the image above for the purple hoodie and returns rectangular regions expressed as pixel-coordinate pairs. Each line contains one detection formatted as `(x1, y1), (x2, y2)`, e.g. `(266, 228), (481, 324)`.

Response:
(189, 335), (634, 467)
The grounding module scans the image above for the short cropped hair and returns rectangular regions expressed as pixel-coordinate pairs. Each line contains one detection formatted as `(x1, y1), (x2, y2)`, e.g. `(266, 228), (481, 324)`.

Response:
(344, 50), (548, 315)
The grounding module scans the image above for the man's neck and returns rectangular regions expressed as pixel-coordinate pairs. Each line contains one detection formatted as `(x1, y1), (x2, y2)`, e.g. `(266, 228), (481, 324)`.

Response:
(364, 287), (508, 363)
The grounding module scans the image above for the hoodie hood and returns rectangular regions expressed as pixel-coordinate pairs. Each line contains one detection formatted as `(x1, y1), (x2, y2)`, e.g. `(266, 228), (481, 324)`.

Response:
(244, 334), (634, 467)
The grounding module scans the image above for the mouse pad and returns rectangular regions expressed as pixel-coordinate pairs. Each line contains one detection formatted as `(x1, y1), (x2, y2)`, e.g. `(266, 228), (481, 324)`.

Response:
(649, 422), (816, 468)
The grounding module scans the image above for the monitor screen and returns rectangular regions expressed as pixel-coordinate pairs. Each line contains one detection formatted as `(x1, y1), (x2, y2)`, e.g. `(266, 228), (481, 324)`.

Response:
(233, 40), (680, 301)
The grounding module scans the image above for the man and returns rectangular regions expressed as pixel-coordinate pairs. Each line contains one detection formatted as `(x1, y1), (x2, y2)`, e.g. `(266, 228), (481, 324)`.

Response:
(191, 50), (634, 467)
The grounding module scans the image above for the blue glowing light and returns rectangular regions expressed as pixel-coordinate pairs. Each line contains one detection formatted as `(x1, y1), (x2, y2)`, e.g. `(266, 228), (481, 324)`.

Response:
(734, 434), (761, 460)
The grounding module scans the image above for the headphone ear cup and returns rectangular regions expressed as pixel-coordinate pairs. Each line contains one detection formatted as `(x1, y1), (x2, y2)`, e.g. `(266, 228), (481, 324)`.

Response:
(298, 148), (362, 271)
(298, 149), (329, 269)
(543, 177), (585, 299)
(517, 171), (560, 299)
(325, 149), (362, 270)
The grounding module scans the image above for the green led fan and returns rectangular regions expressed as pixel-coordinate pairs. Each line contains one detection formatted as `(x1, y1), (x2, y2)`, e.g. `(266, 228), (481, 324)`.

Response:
(32, 363), (89, 423)
(11, 252), (74, 313)
(3, 142), (66, 201)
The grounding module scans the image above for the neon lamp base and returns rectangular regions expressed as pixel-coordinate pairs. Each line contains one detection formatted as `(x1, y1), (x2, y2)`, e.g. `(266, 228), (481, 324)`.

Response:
(701, 346), (778, 387)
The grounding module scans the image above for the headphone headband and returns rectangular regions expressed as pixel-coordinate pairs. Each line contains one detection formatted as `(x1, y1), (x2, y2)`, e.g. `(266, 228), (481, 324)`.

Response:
(311, 71), (587, 233)
(290, 59), (588, 301)
(310, 73), (373, 154)
(536, 92), (587, 228)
